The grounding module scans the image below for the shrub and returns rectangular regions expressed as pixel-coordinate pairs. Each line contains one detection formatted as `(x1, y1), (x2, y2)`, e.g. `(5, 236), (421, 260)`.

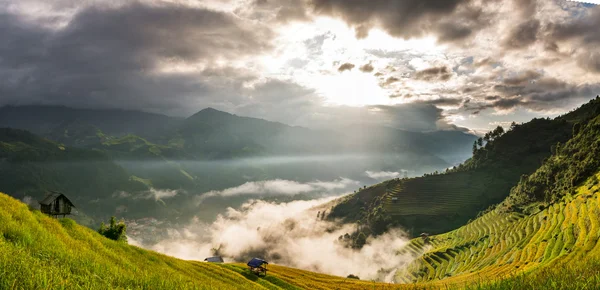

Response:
(98, 216), (127, 242)
(346, 274), (360, 280)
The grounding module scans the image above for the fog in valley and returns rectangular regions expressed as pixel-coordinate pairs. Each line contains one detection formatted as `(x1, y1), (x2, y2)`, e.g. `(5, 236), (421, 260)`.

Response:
(129, 196), (417, 282)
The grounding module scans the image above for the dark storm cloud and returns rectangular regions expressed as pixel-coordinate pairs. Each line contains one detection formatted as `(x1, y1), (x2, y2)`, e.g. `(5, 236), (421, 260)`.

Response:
(0, 2), (273, 115)
(359, 63), (374, 73)
(469, 76), (600, 112)
(501, 70), (542, 86)
(503, 19), (540, 49)
(548, 8), (600, 45)
(547, 7), (600, 73)
(420, 98), (463, 107)
(414, 66), (452, 81)
(310, 0), (488, 41)
(338, 63), (355, 72)
(370, 103), (458, 131)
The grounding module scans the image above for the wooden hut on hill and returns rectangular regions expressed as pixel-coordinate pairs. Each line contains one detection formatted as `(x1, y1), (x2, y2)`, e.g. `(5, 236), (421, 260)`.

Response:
(39, 192), (75, 217)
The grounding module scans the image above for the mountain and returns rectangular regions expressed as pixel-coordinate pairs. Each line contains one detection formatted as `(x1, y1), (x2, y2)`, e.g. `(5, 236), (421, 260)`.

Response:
(330, 97), (600, 237)
(0, 105), (475, 163)
(0, 192), (398, 289)
(0, 128), (154, 222)
(0, 105), (182, 141)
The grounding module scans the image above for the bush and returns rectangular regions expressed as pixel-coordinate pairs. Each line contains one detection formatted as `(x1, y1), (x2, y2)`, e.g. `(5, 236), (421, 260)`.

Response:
(346, 274), (360, 280)
(98, 216), (127, 242)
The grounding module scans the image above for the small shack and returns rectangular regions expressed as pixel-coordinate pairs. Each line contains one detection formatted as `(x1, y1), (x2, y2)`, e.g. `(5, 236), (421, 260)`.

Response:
(204, 256), (224, 263)
(247, 258), (268, 276)
(39, 191), (75, 218)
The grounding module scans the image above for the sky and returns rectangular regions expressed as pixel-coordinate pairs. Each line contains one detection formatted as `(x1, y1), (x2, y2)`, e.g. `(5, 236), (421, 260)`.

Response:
(0, 0), (599, 133)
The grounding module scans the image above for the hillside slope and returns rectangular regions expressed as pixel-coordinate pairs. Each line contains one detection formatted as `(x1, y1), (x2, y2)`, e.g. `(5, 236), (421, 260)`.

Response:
(0, 192), (414, 290)
(394, 107), (600, 288)
(330, 97), (600, 237)
(0, 129), (149, 216)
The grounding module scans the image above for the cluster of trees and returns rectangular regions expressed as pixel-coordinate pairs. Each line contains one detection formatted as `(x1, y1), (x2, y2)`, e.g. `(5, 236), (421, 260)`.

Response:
(506, 117), (600, 207)
(472, 125), (510, 155)
(337, 231), (368, 249)
(98, 216), (127, 242)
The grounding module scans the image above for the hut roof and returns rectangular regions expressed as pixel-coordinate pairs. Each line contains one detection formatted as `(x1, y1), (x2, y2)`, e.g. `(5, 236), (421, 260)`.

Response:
(204, 256), (224, 263)
(247, 258), (268, 267)
(39, 192), (75, 207)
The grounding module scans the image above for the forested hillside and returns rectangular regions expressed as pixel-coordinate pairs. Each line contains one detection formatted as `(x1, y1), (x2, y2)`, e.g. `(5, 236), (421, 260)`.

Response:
(396, 100), (600, 288)
(0, 129), (148, 218)
(330, 97), (600, 238)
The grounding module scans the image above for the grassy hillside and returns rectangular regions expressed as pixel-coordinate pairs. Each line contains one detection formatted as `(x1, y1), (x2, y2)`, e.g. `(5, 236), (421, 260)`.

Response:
(330, 97), (600, 237)
(0, 192), (419, 290)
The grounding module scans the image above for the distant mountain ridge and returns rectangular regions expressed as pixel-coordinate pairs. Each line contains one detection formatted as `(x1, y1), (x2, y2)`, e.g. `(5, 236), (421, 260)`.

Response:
(0, 104), (477, 163)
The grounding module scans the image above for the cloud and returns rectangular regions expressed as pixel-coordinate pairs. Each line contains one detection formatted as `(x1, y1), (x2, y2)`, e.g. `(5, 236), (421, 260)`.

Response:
(337, 62), (355, 72)
(0, 2), (273, 115)
(503, 19), (540, 49)
(196, 178), (359, 204)
(414, 66), (453, 81)
(365, 170), (405, 180)
(359, 63), (374, 73)
(246, 0), (310, 23)
(310, 0), (487, 41)
(383, 76), (400, 86)
(131, 197), (415, 282)
(113, 188), (180, 201)
(577, 51), (600, 74)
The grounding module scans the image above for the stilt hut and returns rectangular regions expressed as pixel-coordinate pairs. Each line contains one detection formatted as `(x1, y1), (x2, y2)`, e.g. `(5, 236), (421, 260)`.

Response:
(39, 191), (75, 218)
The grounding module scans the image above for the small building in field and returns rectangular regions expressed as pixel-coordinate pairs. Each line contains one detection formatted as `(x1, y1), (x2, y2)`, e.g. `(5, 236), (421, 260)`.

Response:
(204, 256), (224, 263)
(247, 258), (268, 276)
(39, 192), (75, 217)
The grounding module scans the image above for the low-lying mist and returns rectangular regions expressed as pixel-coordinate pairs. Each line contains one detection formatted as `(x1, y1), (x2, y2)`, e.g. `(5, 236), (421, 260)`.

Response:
(130, 197), (416, 282)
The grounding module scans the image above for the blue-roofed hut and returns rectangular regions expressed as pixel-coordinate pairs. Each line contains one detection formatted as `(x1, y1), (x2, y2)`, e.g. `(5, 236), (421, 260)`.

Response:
(247, 258), (268, 276)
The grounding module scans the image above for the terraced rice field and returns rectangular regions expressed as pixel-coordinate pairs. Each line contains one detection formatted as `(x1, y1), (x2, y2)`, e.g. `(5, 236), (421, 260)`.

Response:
(383, 172), (488, 216)
(395, 173), (600, 288)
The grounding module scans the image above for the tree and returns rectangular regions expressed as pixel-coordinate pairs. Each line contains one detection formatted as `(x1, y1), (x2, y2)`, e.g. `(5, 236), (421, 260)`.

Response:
(477, 137), (483, 147)
(354, 232), (367, 248)
(472, 141), (478, 155)
(98, 216), (127, 242)
(493, 126), (505, 139)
